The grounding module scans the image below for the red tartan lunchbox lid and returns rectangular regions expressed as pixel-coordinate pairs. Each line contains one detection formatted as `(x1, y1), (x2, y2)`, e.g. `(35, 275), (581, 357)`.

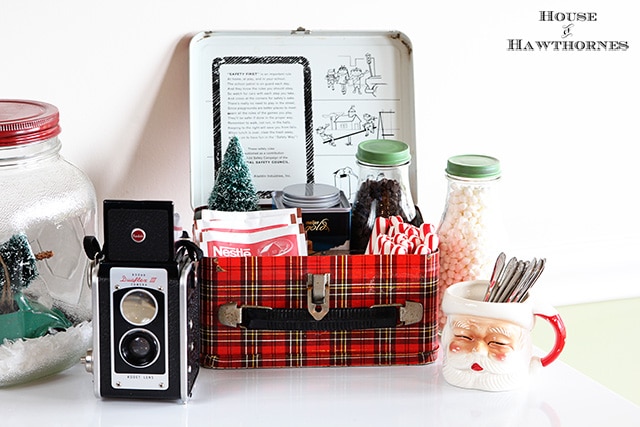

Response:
(188, 28), (418, 209)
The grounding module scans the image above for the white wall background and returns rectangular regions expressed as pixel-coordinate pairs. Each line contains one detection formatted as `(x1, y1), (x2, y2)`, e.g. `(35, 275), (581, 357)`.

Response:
(2, 0), (638, 306)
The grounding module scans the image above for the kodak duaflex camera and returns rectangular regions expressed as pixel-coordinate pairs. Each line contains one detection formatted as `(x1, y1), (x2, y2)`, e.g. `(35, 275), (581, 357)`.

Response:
(82, 200), (201, 402)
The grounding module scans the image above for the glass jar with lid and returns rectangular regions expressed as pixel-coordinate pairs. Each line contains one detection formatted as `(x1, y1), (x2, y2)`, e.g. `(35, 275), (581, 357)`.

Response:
(0, 99), (97, 386)
(436, 154), (507, 329)
(349, 139), (418, 253)
(272, 183), (351, 252)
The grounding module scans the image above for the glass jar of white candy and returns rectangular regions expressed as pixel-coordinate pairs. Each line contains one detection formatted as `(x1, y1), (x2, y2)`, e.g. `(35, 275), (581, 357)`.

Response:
(0, 99), (97, 386)
(436, 154), (506, 329)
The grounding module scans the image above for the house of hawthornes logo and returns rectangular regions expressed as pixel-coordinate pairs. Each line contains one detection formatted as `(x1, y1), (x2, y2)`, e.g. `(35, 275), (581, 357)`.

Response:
(508, 10), (629, 52)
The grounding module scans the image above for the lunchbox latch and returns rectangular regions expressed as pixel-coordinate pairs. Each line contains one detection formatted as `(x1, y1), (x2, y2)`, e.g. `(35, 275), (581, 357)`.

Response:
(307, 273), (330, 321)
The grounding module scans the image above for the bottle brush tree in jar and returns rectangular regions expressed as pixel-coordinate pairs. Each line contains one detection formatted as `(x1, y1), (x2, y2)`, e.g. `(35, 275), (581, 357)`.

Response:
(0, 233), (69, 343)
(0, 234), (39, 314)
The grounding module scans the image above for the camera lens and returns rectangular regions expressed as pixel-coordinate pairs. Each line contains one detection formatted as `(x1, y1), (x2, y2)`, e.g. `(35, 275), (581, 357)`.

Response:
(121, 289), (158, 326)
(120, 329), (160, 368)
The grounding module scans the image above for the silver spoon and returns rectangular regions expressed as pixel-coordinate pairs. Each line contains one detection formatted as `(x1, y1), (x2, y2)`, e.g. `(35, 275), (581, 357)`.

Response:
(495, 260), (527, 303)
(484, 252), (506, 302)
(505, 258), (537, 302)
(514, 258), (546, 302)
(489, 256), (517, 302)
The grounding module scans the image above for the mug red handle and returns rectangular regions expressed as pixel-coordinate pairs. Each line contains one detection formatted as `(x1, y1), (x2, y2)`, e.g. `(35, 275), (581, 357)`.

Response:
(535, 313), (567, 367)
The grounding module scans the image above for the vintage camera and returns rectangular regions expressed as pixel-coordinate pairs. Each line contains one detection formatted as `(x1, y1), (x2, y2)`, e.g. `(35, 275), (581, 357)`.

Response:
(82, 200), (201, 402)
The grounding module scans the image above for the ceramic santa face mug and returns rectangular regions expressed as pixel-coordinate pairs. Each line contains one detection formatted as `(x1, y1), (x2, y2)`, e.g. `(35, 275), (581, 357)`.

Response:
(441, 280), (566, 392)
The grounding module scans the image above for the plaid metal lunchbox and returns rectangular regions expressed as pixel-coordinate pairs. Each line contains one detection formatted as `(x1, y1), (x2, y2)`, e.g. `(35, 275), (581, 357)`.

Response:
(199, 253), (438, 368)
(189, 29), (438, 368)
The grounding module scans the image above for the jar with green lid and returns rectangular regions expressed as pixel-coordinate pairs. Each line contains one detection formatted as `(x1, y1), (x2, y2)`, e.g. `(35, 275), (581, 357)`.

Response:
(436, 154), (507, 329)
(349, 139), (417, 253)
(0, 99), (97, 386)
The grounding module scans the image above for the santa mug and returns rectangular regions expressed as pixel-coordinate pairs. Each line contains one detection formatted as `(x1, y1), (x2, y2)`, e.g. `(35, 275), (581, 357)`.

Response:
(441, 280), (566, 391)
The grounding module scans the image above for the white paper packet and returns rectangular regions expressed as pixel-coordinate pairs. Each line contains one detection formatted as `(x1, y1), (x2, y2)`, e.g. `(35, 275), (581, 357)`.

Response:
(199, 223), (307, 258)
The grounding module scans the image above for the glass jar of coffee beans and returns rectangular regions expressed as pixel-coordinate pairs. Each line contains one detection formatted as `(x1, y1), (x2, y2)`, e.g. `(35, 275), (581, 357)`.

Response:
(349, 139), (418, 253)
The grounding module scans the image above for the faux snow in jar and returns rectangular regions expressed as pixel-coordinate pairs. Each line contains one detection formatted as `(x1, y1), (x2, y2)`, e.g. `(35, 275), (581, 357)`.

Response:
(0, 99), (96, 386)
(436, 154), (507, 330)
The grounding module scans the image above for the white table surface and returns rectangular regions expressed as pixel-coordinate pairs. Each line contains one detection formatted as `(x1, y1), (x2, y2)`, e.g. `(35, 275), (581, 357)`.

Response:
(2, 351), (638, 427)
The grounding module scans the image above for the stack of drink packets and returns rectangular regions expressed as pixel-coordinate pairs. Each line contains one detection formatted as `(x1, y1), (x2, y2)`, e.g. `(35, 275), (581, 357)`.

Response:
(194, 208), (308, 257)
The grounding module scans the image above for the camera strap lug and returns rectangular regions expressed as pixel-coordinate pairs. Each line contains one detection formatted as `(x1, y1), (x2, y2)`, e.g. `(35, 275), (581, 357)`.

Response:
(83, 236), (103, 289)
(175, 236), (203, 264)
(83, 236), (103, 261)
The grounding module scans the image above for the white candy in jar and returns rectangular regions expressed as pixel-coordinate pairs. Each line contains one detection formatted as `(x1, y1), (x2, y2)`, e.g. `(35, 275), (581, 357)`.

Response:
(437, 155), (506, 330)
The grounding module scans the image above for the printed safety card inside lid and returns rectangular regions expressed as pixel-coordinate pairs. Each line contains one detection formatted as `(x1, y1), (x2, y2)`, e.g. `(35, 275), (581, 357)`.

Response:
(189, 28), (418, 208)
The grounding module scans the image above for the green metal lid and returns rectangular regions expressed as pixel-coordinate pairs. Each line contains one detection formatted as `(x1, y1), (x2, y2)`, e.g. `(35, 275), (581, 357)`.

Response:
(445, 154), (501, 179)
(356, 139), (411, 166)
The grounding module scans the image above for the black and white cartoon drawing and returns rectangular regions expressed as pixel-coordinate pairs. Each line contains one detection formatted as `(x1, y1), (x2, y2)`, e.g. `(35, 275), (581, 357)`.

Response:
(362, 113), (376, 137)
(316, 123), (334, 146)
(316, 105), (395, 147)
(324, 53), (386, 97)
(336, 65), (350, 95)
(316, 105), (376, 146)
(313, 50), (401, 199)
(350, 67), (365, 95)
(326, 69), (337, 91)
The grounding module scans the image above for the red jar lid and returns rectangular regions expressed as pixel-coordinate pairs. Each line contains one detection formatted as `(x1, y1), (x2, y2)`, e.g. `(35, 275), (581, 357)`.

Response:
(0, 99), (61, 146)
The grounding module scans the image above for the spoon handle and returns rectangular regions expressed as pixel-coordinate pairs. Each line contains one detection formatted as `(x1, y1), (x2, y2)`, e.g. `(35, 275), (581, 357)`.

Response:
(484, 252), (506, 302)
(495, 260), (527, 303)
(489, 256), (517, 302)
(515, 258), (546, 302)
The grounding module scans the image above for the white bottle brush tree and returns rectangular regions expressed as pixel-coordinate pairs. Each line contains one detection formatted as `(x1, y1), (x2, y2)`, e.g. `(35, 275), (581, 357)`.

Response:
(208, 136), (259, 212)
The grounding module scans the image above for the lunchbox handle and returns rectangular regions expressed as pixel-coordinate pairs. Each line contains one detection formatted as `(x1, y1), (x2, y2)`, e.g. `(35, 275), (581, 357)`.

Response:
(217, 273), (423, 331)
(217, 301), (423, 331)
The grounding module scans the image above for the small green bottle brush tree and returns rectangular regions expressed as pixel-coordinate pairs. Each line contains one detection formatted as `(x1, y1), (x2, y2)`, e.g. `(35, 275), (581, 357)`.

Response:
(208, 136), (259, 212)
(0, 234), (52, 314)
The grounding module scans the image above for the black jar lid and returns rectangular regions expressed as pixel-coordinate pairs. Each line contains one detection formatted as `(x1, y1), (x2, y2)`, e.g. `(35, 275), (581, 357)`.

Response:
(282, 183), (342, 209)
(0, 99), (61, 146)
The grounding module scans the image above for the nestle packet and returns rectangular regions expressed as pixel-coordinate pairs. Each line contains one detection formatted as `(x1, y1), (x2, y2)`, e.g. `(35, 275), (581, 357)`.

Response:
(199, 223), (307, 257)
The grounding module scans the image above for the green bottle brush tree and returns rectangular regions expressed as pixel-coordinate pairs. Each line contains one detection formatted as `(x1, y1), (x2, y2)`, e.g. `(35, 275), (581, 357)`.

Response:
(208, 136), (259, 212)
